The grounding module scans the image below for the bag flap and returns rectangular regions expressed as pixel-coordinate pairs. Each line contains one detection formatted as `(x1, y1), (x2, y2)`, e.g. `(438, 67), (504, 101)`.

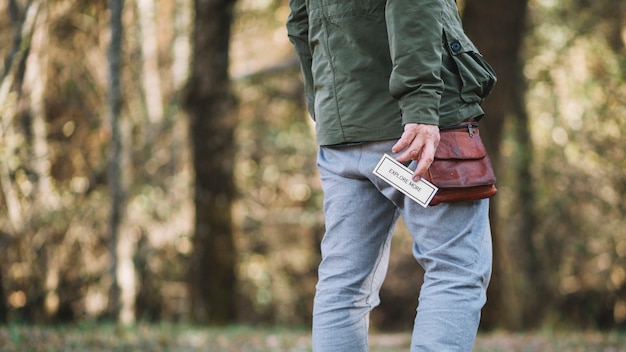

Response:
(434, 127), (486, 160)
(427, 157), (496, 188)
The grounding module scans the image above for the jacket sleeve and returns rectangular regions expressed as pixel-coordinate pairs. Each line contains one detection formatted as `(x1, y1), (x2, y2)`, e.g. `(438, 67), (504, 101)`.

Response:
(286, 0), (316, 119)
(385, 0), (445, 126)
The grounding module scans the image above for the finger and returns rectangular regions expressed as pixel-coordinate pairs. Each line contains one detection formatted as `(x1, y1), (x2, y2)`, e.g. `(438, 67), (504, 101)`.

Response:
(412, 143), (436, 181)
(391, 132), (413, 154)
(396, 144), (422, 163)
(392, 123), (421, 154)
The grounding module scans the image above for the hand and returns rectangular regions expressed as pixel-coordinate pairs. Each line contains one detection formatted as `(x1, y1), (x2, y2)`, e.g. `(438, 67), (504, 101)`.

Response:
(392, 123), (440, 181)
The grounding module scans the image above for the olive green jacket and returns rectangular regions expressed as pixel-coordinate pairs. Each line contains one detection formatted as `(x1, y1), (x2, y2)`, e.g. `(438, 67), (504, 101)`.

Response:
(287, 0), (496, 146)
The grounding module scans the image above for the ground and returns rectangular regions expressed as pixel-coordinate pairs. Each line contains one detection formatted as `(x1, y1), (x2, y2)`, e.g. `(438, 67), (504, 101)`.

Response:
(0, 324), (625, 351)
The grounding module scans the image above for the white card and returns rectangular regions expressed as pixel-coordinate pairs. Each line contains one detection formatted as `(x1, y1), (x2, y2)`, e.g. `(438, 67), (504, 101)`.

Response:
(373, 153), (438, 208)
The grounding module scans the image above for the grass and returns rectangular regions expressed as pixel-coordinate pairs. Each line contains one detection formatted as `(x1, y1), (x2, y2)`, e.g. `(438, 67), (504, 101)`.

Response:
(0, 323), (625, 351)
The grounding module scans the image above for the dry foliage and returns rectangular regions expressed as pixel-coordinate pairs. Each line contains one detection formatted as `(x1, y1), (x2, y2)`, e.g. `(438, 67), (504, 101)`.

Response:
(0, 0), (624, 330)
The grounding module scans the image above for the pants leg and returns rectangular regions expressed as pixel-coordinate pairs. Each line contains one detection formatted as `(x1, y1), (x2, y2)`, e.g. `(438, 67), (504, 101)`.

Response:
(365, 140), (493, 351)
(312, 144), (399, 352)
(312, 140), (493, 352)
(402, 199), (492, 352)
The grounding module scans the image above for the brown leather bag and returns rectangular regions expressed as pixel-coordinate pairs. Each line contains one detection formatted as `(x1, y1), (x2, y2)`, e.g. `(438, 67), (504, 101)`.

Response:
(425, 121), (497, 205)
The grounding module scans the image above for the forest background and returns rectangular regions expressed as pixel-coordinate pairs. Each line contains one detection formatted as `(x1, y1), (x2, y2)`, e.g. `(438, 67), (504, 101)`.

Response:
(0, 0), (625, 336)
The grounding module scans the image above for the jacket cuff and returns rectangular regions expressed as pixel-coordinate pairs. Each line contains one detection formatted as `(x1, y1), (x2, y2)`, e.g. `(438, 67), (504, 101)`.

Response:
(399, 92), (440, 126)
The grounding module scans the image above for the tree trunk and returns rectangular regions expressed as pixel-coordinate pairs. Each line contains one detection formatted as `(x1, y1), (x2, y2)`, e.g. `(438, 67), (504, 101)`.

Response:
(0, 0), (41, 235)
(462, 0), (537, 330)
(24, 2), (57, 210)
(0, 264), (5, 323)
(107, 0), (125, 322)
(0, 0), (40, 323)
(135, 0), (164, 125)
(184, 0), (238, 325)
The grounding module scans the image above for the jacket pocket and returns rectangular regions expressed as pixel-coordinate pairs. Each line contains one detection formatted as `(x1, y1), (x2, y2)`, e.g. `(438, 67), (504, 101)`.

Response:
(443, 29), (497, 103)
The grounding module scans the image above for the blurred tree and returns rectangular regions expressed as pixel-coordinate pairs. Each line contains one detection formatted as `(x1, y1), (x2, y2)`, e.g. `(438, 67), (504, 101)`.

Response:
(0, 268), (4, 323)
(106, 0), (125, 322)
(0, 0), (45, 322)
(0, 0), (623, 330)
(0, 0), (193, 324)
(184, 0), (238, 325)
(0, 0), (38, 242)
(525, 0), (626, 329)
(462, 0), (535, 329)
